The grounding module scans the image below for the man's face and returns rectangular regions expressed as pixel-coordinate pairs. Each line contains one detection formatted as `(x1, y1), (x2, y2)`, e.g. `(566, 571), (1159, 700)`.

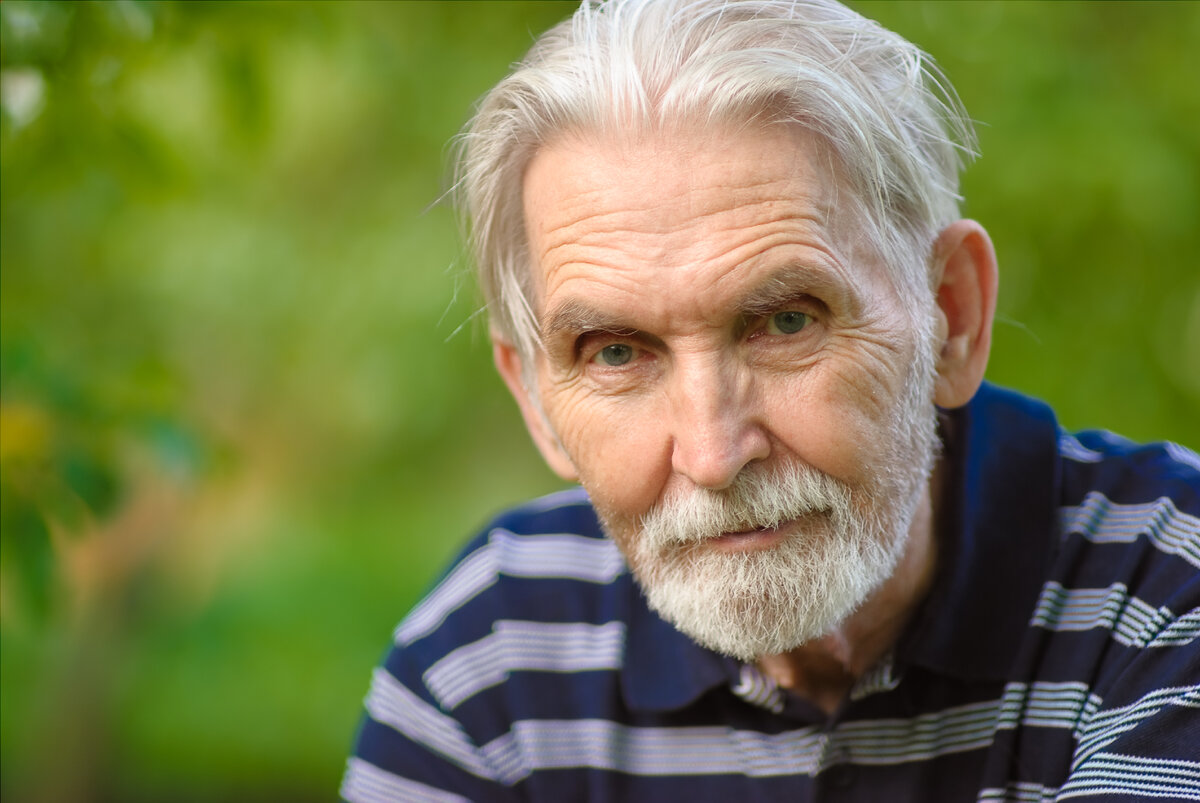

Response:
(516, 125), (939, 659)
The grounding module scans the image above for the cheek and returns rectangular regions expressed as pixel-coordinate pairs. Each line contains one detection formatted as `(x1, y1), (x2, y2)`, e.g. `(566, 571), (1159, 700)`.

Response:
(542, 387), (672, 520)
(764, 354), (908, 486)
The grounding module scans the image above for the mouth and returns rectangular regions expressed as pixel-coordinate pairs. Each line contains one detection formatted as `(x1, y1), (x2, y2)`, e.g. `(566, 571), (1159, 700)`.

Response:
(700, 508), (832, 553)
(706, 523), (790, 553)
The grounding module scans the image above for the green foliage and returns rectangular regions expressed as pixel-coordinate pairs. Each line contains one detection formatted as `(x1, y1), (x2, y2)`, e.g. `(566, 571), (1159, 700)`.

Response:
(1, 1), (1196, 800)
(861, 1), (1200, 441)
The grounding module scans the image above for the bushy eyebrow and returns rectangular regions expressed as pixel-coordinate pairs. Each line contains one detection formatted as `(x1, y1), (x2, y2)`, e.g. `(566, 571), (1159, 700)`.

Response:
(541, 298), (636, 343)
(540, 262), (853, 344)
(734, 261), (856, 321)
(736, 271), (824, 317)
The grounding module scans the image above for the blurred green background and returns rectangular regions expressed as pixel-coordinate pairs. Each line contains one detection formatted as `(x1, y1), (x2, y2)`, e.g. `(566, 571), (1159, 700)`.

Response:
(1, 1), (1196, 800)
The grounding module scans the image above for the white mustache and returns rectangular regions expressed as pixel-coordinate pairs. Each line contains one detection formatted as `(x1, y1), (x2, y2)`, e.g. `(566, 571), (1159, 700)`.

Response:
(639, 462), (852, 549)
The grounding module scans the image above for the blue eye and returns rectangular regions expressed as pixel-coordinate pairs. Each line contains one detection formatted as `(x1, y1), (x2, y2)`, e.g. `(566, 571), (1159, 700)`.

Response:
(594, 343), (634, 366)
(766, 310), (810, 335)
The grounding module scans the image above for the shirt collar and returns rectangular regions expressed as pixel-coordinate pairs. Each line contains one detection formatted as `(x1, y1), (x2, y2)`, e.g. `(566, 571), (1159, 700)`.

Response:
(898, 382), (1062, 680)
(619, 382), (1064, 711)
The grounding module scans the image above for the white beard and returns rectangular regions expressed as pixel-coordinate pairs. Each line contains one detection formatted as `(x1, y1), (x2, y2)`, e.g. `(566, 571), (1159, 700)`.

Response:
(604, 338), (940, 661)
(626, 462), (908, 660)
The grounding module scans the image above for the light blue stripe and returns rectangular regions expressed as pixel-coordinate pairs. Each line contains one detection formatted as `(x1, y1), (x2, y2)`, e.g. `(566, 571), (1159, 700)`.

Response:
(1059, 431), (1104, 463)
(395, 529), (624, 646)
(341, 757), (472, 803)
(1151, 609), (1200, 647)
(1032, 582), (1180, 648)
(364, 669), (498, 781)
(1072, 685), (1200, 771)
(978, 781), (1058, 802)
(424, 620), (626, 709)
(1166, 442), (1200, 474)
(1059, 753), (1200, 800)
(1061, 493), (1200, 570)
(467, 681), (1104, 784)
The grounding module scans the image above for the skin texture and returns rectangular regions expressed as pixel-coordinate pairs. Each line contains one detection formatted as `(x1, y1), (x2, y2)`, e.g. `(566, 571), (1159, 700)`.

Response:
(494, 124), (997, 712)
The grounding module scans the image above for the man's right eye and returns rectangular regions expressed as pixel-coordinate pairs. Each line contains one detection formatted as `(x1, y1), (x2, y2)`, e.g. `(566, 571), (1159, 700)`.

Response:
(592, 343), (635, 366)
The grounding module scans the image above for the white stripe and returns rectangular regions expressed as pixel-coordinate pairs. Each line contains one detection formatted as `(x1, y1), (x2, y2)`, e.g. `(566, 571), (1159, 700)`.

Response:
(480, 719), (827, 784)
(1096, 430), (1138, 449)
(1059, 431), (1105, 463)
(1073, 684), (1200, 771)
(467, 682), (1103, 784)
(996, 682), (1095, 733)
(395, 546), (499, 647)
(850, 653), (901, 701)
(1166, 442), (1200, 474)
(340, 757), (471, 803)
(1061, 493), (1200, 570)
(835, 701), (1000, 762)
(424, 620), (626, 710)
(1059, 753), (1200, 800)
(363, 669), (498, 781)
(1151, 608), (1200, 647)
(493, 530), (626, 580)
(731, 664), (784, 713)
(1031, 582), (1179, 648)
(396, 530), (625, 646)
(977, 781), (1058, 802)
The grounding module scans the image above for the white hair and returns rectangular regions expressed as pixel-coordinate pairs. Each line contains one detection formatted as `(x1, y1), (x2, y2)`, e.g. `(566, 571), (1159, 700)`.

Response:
(456, 0), (977, 361)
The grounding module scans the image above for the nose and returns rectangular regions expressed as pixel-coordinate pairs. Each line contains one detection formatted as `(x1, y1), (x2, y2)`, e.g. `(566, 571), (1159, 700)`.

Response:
(667, 356), (770, 490)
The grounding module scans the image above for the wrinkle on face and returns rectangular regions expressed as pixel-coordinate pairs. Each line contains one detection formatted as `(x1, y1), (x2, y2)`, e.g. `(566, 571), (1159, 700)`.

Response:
(527, 130), (857, 291)
(511, 122), (943, 674)
(521, 122), (931, 518)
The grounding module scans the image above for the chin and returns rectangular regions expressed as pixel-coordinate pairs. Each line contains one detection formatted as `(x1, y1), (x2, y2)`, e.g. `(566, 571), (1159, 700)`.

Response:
(633, 520), (905, 661)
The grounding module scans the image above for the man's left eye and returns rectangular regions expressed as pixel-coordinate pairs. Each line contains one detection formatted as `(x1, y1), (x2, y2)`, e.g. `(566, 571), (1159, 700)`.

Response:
(766, 310), (810, 335)
(593, 343), (635, 366)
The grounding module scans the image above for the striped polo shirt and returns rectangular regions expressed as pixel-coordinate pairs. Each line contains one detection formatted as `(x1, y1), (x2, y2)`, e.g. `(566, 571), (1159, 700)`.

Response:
(343, 383), (1200, 802)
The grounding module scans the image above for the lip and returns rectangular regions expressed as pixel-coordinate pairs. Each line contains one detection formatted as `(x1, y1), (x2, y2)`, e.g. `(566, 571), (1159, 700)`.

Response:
(707, 524), (789, 553)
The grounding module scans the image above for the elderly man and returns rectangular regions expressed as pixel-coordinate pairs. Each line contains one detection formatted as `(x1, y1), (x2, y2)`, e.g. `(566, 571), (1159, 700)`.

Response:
(343, 1), (1199, 800)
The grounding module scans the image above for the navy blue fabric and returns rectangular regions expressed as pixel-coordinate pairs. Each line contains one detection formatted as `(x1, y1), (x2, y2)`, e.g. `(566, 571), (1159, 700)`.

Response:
(343, 384), (1200, 802)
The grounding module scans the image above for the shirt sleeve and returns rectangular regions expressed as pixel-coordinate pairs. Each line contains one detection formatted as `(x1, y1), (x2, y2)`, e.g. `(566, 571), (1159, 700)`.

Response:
(341, 645), (520, 803)
(1056, 582), (1200, 800)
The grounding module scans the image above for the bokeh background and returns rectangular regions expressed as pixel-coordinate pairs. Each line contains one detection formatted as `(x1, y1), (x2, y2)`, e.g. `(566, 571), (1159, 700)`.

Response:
(2, 1), (1197, 800)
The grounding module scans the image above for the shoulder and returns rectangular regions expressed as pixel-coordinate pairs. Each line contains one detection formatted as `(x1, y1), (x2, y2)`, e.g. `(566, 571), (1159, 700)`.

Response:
(348, 488), (634, 794)
(393, 487), (628, 660)
(1053, 429), (1200, 608)
(1034, 426), (1200, 686)
(387, 486), (631, 724)
(1041, 433), (1200, 798)
(1057, 427), (1200, 511)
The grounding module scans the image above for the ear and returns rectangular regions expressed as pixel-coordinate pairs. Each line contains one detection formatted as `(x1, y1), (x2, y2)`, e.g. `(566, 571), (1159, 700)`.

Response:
(929, 220), (998, 409)
(492, 336), (580, 482)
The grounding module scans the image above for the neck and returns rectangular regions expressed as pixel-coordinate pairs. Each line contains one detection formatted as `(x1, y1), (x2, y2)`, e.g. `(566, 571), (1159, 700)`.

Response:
(756, 459), (944, 715)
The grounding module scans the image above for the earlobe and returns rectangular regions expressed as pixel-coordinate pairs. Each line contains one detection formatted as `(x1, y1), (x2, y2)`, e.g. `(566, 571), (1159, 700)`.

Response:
(930, 220), (998, 409)
(492, 337), (580, 482)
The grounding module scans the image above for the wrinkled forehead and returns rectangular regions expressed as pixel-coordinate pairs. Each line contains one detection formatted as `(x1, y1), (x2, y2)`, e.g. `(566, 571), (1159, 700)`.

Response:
(520, 123), (893, 310)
